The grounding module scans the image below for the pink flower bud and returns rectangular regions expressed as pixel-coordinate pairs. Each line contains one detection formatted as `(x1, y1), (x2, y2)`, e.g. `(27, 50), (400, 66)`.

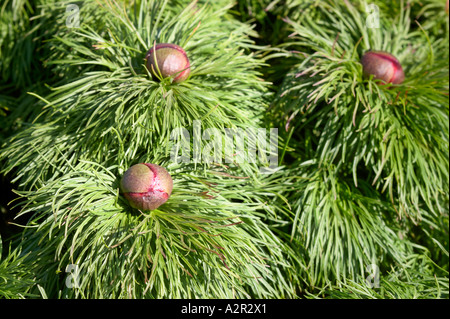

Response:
(121, 163), (173, 211)
(361, 51), (405, 84)
(145, 43), (191, 83)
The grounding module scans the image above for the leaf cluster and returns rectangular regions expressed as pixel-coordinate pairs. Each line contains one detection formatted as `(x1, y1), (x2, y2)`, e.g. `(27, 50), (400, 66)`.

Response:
(0, 0), (448, 299)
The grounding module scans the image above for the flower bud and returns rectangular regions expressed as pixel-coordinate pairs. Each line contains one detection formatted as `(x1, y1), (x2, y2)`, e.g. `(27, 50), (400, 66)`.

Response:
(120, 163), (173, 211)
(361, 51), (405, 84)
(145, 43), (190, 83)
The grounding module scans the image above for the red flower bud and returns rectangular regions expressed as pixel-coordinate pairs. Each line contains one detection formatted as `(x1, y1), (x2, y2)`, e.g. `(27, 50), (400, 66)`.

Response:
(361, 51), (405, 84)
(145, 43), (190, 83)
(121, 163), (173, 211)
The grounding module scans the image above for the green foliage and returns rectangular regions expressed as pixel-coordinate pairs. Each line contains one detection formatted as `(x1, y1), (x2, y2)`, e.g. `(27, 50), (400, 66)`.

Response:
(0, 246), (37, 298)
(264, 0), (449, 294)
(0, 0), (270, 189)
(313, 254), (449, 299)
(269, 0), (448, 221)
(284, 164), (412, 288)
(0, 0), (299, 299)
(10, 160), (301, 298)
(0, 0), (448, 299)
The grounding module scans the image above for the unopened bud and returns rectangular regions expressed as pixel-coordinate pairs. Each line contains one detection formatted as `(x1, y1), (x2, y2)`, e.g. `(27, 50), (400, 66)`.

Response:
(121, 163), (173, 211)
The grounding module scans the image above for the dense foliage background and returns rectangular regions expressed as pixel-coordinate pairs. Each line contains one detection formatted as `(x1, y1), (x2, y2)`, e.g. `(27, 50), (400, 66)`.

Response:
(0, 0), (448, 299)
